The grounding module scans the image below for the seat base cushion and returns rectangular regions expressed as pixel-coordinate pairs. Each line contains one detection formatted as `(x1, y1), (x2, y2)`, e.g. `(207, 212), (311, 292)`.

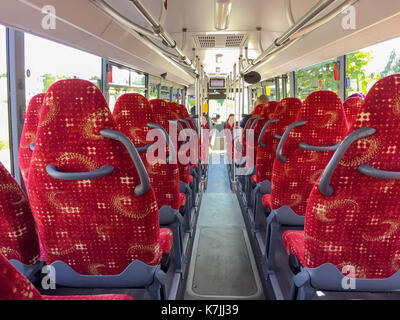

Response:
(262, 194), (272, 208)
(282, 230), (306, 266)
(179, 193), (186, 207)
(159, 228), (173, 254)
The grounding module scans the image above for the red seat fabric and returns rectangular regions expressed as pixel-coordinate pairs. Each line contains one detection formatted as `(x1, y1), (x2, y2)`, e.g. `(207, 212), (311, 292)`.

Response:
(19, 93), (46, 184)
(225, 114), (235, 160)
(0, 253), (133, 300)
(179, 193), (186, 207)
(255, 98), (301, 184)
(343, 96), (364, 127)
(301, 75), (400, 279)
(268, 91), (348, 215)
(27, 79), (171, 276)
(245, 102), (278, 169)
(282, 230), (306, 266)
(149, 100), (192, 184)
(113, 93), (181, 211)
(0, 162), (40, 265)
(262, 194), (272, 208)
(201, 115), (210, 164)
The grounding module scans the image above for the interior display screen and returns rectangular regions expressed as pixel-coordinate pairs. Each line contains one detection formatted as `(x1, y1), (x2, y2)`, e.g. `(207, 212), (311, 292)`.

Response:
(210, 78), (225, 87)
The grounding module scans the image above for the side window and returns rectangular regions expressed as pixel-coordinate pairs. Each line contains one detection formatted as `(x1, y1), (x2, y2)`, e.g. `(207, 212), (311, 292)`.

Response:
(295, 60), (339, 100)
(346, 37), (400, 97)
(25, 33), (102, 106)
(0, 25), (11, 172)
(108, 64), (147, 111)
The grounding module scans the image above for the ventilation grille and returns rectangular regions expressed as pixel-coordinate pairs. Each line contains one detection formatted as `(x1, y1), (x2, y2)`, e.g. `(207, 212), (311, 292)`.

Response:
(225, 34), (247, 47)
(194, 33), (247, 48)
(197, 35), (217, 48)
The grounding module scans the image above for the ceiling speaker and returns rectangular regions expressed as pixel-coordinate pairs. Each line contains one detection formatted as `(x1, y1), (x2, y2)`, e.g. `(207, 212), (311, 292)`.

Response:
(244, 71), (261, 84)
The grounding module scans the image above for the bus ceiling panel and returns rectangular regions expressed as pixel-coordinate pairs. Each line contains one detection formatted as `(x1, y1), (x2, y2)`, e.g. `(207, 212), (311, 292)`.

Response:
(0, 0), (195, 85)
(254, 0), (400, 81)
(0, 0), (90, 45)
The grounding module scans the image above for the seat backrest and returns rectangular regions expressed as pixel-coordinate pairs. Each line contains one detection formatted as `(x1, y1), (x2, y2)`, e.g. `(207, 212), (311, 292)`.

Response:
(19, 93), (46, 184)
(226, 114), (235, 129)
(244, 102), (279, 167)
(113, 93), (181, 211)
(269, 91), (347, 215)
(343, 96), (364, 127)
(304, 75), (400, 279)
(27, 79), (163, 275)
(0, 253), (43, 300)
(256, 98), (302, 183)
(0, 162), (40, 265)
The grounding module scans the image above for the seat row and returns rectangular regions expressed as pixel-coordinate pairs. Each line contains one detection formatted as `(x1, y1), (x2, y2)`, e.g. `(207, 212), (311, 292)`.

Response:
(1, 79), (207, 300)
(230, 74), (400, 299)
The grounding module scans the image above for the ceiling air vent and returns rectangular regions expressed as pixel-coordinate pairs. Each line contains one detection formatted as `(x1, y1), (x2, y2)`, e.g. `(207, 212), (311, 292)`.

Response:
(194, 33), (247, 49)
(225, 34), (246, 47)
(196, 35), (217, 48)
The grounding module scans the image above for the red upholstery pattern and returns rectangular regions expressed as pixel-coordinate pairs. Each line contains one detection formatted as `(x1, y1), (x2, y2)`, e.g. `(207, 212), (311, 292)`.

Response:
(255, 100), (296, 184)
(262, 194), (272, 208)
(302, 75), (400, 278)
(282, 230), (306, 265)
(159, 228), (173, 254)
(149, 100), (191, 184)
(201, 115), (210, 164)
(0, 252), (133, 300)
(343, 97), (364, 127)
(19, 93), (46, 184)
(268, 91), (347, 215)
(27, 79), (171, 275)
(245, 102), (279, 169)
(0, 162), (40, 265)
(113, 93), (181, 211)
(179, 193), (186, 207)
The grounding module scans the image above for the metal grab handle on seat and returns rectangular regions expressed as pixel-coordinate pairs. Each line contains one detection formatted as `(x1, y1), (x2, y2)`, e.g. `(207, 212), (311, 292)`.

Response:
(358, 164), (400, 180)
(186, 117), (199, 134)
(147, 123), (176, 164)
(100, 129), (150, 196)
(318, 127), (376, 197)
(249, 117), (264, 130)
(258, 119), (279, 148)
(276, 120), (307, 163)
(299, 142), (340, 152)
(46, 164), (114, 181)
(244, 116), (256, 130)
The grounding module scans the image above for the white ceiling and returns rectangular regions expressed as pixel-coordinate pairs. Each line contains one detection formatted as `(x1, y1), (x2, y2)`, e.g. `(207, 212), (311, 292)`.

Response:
(0, 0), (400, 86)
(106, 0), (321, 75)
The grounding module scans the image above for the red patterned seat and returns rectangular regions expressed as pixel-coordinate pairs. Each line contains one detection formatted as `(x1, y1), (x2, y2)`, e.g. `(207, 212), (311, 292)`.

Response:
(0, 162), (41, 279)
(150, 99), (194, 233)
(0, 253), (133, 300)
(27, 80), (172, 299)
(252, 99), (302, 232)
(343, 96), (364, 127)
(255, 99), (302, 185)
(269, 91), (348, 215)
(19, 93), (46, 185)
(264, 91), (347, 271)
(113, 94), (181, 211)
(241, 102), (278, 208)
(287, 75), (400, 278)
(282, 230), (306, 265)
(284, 75), (400, 299)
(113, 93), (185, 270)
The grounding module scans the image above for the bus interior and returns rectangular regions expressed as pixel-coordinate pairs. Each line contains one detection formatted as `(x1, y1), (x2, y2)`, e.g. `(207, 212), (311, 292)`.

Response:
(1, 0), (400, 302)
